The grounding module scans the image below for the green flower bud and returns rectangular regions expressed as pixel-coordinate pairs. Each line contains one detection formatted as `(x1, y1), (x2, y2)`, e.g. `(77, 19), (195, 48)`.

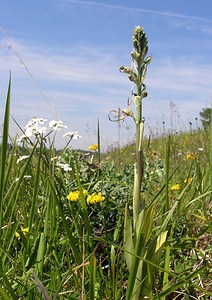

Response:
(128, 72), (137, 83)
(120, 66), (137, 83)
(141, 90), (148, 98)
(119, 66), (131, 74)
(132, 26), (148, 59)
(131, 51), (140, 62)
(143, 45), (148, 58)
(133, 39), (139, 52)
(133, 26), (144, 41)
(145, 56), (152, 65)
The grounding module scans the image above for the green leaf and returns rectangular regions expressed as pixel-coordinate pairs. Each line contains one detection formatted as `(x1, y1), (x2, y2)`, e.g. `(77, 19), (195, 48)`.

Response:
(159, 266), (208, 298)
(89, 255), (97, 300)
(124, 204), (134, 270)
(135, 201), (157, 246)
(0, 75), (11, 236)
(140, 231), (168, 298)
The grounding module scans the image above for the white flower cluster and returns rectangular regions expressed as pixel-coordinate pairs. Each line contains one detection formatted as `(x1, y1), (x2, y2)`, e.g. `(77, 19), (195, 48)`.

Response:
(17, 117), (81, 144)
(16, 154), (72, 172)
(49, 120), (67, 131)
(51, 156), (72, 172)
(17, 118), (47, 143)
(63, 131), (81, 140)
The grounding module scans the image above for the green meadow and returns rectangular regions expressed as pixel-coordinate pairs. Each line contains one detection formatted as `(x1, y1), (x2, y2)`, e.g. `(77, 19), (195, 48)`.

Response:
(0, 27), (211, 299)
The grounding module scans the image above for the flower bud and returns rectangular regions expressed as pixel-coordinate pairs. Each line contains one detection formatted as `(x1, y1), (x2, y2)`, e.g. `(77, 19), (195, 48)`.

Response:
(131, 51), (140, 62)
(119, 66), (131, 74)
(128, 72), (137, 83)
(141, 90), (148, 98)
(145, 56), (152, 65)
(132, 26), (148, 59)
(133, 39), (139, 52)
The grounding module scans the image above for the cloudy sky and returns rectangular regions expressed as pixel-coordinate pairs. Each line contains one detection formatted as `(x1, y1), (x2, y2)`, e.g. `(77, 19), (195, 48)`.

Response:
(0, 0), (212, 150)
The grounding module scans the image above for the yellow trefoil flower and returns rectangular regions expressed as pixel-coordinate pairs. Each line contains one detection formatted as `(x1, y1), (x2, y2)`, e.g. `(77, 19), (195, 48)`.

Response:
(86, 192), (105, 204)
(89, 144), (98, 151)
(15, 227), (29, 238)
(67, 190), (88, 201)
(184, 178), (193, 184)
(186, 153), (196, 160)
(170, 184), (180, 191)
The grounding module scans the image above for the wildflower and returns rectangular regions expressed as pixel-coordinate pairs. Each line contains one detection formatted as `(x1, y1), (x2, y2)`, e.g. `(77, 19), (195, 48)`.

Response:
(16, 176), (31, 181)
(15, 227), (29, 238)
(67, 190), (88, 201)
(17, 155), (30, 164)
(67, 191), (80, 201)
(25, 124), (47, 137)
(56, 162), (72, 172)
(86, 192), (105, 204)
(51, 156), (61, 162)
(20, 117), (48, 138)
(49, 120), (67, 131)
(63, 131), (81, 139)
(23, 175), (32, 179)
(186, 153), (196, 160)
(89, 144), (98, 151)
(170, 184), (180, 191)
(17, 124), (47, 142)
(197, 148), (204, 151)
(26, 118), (47, 127)
(184, 178), (193, 184)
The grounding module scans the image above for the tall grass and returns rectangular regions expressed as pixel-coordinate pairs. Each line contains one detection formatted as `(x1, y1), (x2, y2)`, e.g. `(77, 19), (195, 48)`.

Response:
(0, 28), (211, 299)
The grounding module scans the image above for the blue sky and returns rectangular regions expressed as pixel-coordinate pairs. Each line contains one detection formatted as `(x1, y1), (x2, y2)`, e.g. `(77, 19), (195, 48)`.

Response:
(0, 0), (212, 150)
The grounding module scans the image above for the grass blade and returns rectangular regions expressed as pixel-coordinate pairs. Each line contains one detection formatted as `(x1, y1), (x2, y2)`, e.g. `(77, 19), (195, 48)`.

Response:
(0, 75), (11, 236)
(0, 287), (12, 300)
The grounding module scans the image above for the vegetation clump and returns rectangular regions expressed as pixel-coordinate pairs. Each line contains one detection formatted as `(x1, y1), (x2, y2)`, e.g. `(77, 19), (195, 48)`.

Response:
(0, 28), (211, 299)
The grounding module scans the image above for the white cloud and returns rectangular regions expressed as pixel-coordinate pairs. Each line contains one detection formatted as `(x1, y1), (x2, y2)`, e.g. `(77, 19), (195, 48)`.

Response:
(62, 0), (212, 24)
(148, 58), (212, 95)
(0, 34), (211, 150)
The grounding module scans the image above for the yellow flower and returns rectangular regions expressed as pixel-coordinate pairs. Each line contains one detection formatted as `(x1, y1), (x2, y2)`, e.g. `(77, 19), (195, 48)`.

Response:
(86, 192), (105, 204)
(170, 184), (180, 191)
(186, 153), (196, 160)
(67, 191), (80, 201)
(83, 190), (88, 196)
(184, 178), (193, 184)
(89, 144), (98, 151)
(15, 227), (29, 238)
(67, 190), (88, 201)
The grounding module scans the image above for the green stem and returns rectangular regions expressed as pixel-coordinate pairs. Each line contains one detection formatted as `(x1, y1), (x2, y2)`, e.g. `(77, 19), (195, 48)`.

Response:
(121, 26), (151, 300)
(133, 122), (144, 225)
(133, 74), (144, 227)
